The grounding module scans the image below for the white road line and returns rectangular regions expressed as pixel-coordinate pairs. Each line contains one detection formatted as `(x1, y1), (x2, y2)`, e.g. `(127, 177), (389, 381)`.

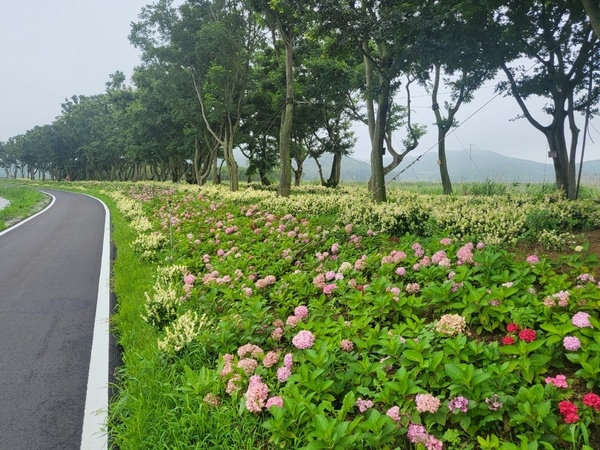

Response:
(80, 195), (111, 450)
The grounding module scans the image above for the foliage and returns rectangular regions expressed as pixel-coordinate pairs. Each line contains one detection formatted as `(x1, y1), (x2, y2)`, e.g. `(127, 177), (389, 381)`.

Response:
(91, 181), (600, 449)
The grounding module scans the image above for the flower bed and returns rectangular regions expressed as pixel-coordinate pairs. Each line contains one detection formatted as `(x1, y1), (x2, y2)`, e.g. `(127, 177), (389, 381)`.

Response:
(105, 183), (600, 449)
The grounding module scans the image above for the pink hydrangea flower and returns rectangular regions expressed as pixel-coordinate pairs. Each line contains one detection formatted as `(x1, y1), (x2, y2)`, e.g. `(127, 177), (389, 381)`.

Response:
(563, 336), (581, 351)
(277, 365), (291, 382)
(226, 374), (241, 395)
(545, 374), (568, 388)
(237, 358), (258, 375)
(448, 396), (469, 413)
(286, 315), (301, 327)
(572, 311), (592, 328)
(242, 287), (253, 297)
(266, 396), (284, 409)
(255, 275), (276, 289)
(526, 254), (540, 264)
(245, 375), (269, 413)
(386, 406), (401, 422)
(263, 351), (279, 368)
(431, 250), (447, 264)
(238, 344), (263, 358)
(183, 274), (196, 285)
(415, 393), (441, 413)
(485, 394), (502, 411)
(323, 284), (337, 295)
(203, 392), (221, 406)
(294, 305), (309, 319)
(407, 423), (428, 444)
(340, 339), (354, 352)
(440, 237), (452, 245)
(283, 353), (293, 367)
(457, 242), (474, 264)
(271, 327), (283, 341)
(355, 398), (374, 413)
(292, 330), (315, 349)
(406, 283), (420, 294)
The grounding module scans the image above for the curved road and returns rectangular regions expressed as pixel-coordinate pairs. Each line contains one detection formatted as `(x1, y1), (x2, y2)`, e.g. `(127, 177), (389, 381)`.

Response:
(0, 189), (110, 450)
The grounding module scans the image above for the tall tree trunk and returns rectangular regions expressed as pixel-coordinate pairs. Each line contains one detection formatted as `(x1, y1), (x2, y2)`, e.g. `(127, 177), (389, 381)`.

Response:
(432, 63), (453, 195)
(364, 42), (388, 203)
(501, 63), (578, 198)
(278, 26), (294, 197)
(293, 162), (303, 186)
(326, 152), (342, 188)
(224, 125), (239, 191)
(546, 110), (578, 199)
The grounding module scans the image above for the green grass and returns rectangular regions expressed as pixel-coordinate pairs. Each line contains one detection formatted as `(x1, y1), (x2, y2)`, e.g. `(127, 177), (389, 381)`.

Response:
(0, 183), (49, 230)
(93, 189), (270, 449)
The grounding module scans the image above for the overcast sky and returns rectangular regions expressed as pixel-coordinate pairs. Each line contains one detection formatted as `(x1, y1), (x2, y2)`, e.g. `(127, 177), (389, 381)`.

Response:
(2, 1), (600, 165)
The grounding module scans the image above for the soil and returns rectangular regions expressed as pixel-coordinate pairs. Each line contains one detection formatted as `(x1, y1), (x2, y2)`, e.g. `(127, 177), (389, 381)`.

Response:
(511, 229), (600, 260)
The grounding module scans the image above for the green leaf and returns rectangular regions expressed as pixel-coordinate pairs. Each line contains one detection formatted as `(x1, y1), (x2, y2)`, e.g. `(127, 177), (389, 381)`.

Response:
(529, 354), (551, 367)
(404, 349), (424, 364)
(306, 440), (327, 450)
(539, 323), (560, 334)
(525, 339), (545, 352)
(444, 364), (466, 383)
(471, 371), (491, 386)
(499, 345), (521, 355)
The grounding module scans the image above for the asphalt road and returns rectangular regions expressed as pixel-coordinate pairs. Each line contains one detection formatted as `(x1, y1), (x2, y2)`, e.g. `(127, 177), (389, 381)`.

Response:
(0, 189), (108, 450)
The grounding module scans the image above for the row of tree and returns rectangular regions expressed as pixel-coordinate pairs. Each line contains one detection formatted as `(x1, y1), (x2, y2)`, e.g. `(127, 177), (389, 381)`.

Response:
(1, 0), (598, 200)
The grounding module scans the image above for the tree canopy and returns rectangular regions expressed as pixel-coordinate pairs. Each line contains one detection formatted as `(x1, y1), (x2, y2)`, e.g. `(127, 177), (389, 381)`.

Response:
(3, 0), (598, 200)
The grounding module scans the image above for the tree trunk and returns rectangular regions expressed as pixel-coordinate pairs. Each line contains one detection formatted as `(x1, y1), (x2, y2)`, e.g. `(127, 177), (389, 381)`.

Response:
(364, 42), (388, 203)
(582, 0), (600, 39)
(223, 126), (239, 191)
(546, 113), (578, 199)
(293, 163), (303, 186)
(431, 63), (453, 194)
(326, 152), (342, 188)
(278, 26), (294, 197)
(212, 151), (220, 185)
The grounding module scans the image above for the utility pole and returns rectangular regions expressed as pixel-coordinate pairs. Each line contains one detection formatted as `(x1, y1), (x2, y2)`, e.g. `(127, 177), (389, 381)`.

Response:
(469, 144), (473, 181)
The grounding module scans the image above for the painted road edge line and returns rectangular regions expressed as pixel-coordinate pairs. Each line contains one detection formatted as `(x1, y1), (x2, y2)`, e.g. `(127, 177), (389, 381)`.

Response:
(0, 191), (56, 238)
(80, 195), (111, 450)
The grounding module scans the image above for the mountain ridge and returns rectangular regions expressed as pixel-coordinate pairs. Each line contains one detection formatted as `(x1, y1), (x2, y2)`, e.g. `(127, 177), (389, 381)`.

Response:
(297, 149), (600, 184)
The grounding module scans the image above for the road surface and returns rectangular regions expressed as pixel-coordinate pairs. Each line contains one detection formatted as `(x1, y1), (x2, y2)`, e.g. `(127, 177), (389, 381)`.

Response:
(0, 189), (110, 450)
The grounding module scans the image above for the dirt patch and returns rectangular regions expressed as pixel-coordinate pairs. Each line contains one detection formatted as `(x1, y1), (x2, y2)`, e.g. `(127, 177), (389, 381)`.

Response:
(510, 229), (600, 261)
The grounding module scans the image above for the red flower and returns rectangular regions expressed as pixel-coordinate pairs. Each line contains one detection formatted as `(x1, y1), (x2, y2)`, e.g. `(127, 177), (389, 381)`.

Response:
(506, 323), (519, 333)
(501, 336), (516, 345)
(583, 393), (600, 411)
(563, 412), (580, 424)
(558, 400), (578, 416)
(518, 328), (537, 342)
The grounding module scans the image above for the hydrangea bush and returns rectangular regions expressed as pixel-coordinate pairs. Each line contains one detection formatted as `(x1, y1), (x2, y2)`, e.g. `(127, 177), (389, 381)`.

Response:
(107, 182), (600, 450)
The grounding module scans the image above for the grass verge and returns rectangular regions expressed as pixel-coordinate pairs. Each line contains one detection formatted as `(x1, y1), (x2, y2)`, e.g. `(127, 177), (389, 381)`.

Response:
(93, 189), (269, 449)
(0, 183), (49, 230)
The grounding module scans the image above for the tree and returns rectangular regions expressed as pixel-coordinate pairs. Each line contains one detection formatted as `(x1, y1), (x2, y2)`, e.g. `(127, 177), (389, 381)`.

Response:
(130, 0), (259, 189)
(412, 0), (498, 194)
(248, 0), (313, 196)
(315, 1), (425, 202)
(495, 0), (600, 198)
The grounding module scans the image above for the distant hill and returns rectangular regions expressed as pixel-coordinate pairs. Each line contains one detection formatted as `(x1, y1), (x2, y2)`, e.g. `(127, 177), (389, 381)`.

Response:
(298, 149), (600, 184)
